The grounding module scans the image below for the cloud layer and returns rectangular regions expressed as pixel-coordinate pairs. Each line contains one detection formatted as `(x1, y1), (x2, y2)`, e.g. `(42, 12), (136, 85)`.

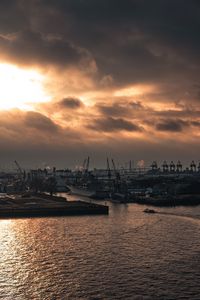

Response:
(0, 0), (200, 168)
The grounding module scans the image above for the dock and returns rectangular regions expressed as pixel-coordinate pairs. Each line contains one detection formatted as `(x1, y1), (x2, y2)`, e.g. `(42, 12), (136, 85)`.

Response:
(0, 193), (109, 218)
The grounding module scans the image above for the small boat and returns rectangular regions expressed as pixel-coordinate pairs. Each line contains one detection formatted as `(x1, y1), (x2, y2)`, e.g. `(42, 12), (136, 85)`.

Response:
(143, 208), (156, 214)
(0, 193), (7, 198)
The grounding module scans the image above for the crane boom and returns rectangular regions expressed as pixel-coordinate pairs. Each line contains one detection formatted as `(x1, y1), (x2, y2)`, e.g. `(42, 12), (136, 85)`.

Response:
(86, 156), (90, 171)
(107, 158), (111, 178)
(111, 159), (117, 175)
(82, 158), (87, 170)
(14, 160), (23, 175)
(112, 158), (120, 180)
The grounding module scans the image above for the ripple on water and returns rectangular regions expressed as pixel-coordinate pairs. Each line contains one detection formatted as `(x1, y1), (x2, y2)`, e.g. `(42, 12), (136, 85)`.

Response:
(0, 202), (200, 299)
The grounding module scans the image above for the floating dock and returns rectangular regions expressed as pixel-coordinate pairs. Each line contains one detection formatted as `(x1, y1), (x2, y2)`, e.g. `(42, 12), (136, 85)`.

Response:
(0, 193), (109, 218)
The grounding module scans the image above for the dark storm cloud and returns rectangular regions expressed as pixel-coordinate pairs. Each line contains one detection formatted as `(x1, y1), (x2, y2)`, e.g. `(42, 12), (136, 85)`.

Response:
(1, 0), (200, 167)
(155, 119), (189, 132)
(59, 97), (84, 109)
(0, 109), (83, 143)
(154, 108), (200, 119)
(191, 121), (200, 127)
(0, 0), (199, 86)
(0, 29), (93, 69)
(0, 109), (200, 169)
(36, 0), (200, 84)
(24, 111), (59, 132)
(87, 117), (141, 132)
(96, 101), (145, 118)
(0, 0), (28, 33)
(97, 104), (130, 118)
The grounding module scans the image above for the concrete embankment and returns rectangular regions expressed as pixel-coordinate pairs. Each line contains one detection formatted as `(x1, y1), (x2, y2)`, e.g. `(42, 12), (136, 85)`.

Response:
(0, 194), (109, 218)
(135, 194), (200, 207)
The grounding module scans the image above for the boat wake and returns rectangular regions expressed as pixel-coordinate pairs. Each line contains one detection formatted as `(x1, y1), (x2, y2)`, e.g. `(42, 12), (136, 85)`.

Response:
(156, 211), (200, 224)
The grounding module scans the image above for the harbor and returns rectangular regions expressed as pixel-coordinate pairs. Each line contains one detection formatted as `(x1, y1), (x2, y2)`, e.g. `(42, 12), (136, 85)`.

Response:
(1, 158), (200, 207)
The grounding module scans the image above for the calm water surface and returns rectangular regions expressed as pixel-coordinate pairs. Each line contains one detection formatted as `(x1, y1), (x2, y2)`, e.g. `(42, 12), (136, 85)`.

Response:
(0, 195), (200, 300)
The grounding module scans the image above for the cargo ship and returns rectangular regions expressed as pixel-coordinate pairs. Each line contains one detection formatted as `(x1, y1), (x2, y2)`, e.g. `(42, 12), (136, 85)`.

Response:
(67, 184), (111, 199)
(67, 184), (95, 197)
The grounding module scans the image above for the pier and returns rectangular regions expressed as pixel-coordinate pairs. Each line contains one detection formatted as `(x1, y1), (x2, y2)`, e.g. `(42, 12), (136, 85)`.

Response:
(0, 193), (109, 218)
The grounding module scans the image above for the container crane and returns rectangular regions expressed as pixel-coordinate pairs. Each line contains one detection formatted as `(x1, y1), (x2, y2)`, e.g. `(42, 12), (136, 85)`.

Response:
(151, 161), (158, 172)
(107, 158), (111, 179)
(14, 160), (25, 191)
(111, 158), (121, 193)
(111, 159), (120, 181)
(170, 161), (175, 172)
(85, 156), (90, 173)
(190, 161), (196, 172)
(14, 160), (24, 178)
(176, 160), (182, 173)
(162, 161), (168, 173)
(82, 158), (87, 172)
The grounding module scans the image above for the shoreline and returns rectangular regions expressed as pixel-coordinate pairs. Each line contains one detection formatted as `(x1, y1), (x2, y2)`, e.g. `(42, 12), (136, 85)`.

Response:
(133, 194), (200, 207)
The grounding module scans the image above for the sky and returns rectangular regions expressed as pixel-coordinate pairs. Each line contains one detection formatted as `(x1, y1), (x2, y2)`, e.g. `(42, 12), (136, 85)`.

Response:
(0, 0), (200, 169)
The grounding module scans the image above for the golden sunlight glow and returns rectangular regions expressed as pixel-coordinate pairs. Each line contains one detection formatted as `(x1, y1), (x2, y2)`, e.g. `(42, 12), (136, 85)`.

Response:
(0, 63), (51, 110)
(114, 84), (156, 97)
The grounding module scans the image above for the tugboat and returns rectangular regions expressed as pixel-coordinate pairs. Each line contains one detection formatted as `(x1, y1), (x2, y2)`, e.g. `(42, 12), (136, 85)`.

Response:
(143, 208), (156, 214)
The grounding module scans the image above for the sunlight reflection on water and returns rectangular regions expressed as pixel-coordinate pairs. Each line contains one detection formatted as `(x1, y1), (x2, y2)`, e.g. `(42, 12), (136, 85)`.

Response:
(0, 197), (200, 299)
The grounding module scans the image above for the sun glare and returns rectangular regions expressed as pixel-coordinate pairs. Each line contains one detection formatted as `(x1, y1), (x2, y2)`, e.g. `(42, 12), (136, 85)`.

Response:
(0, 63), (51, 110)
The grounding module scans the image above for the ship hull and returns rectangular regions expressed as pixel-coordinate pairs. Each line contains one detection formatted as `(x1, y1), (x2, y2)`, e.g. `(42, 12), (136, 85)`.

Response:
(67, 185), (95, 197)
